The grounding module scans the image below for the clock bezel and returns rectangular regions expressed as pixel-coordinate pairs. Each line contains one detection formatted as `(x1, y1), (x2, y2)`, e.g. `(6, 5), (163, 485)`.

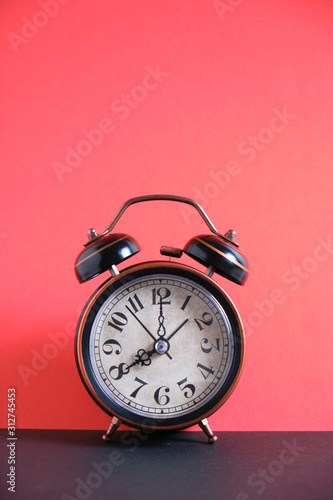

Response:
(75, 261), (245, 431)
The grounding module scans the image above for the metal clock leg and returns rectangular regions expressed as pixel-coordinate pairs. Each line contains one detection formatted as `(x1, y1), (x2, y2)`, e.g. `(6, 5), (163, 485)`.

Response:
(198, 418), (218, 444)
(102, 416), (122, 442)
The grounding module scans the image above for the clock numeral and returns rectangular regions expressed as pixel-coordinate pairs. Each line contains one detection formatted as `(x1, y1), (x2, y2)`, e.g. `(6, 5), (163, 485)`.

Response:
(127, 294), (144, 314)
(154, 386), (170, 406)
(201, 338), (221, 354)
(197, 363), (215, 380)
(102, 339), (122, 355)
(177, 377), (195, 399)
(194, 312), (213, 331)
(108, 312), (128, 332)
(109, 363), (130, 380)
(180, 295), (192, 311)
(152, 287), (171, 305)
(130, 377), (148, 398)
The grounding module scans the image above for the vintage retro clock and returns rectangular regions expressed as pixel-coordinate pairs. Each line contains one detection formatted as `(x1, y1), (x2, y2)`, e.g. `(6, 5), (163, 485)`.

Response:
(74, 195), (249, 443)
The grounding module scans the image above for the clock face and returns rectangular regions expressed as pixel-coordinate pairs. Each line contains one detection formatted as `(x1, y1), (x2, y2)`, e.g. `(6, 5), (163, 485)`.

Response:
(76, 262), (244, 430)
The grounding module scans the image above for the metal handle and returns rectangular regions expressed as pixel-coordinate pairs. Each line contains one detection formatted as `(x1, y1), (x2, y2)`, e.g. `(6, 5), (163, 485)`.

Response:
(97, 194), (237, 246)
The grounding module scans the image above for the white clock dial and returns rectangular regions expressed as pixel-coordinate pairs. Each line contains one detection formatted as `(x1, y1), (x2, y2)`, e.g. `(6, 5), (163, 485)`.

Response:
(88, 274), (234, 419)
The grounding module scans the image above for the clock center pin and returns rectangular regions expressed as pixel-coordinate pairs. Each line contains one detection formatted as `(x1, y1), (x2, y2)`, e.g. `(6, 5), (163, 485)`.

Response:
(155, 339), (169, 355)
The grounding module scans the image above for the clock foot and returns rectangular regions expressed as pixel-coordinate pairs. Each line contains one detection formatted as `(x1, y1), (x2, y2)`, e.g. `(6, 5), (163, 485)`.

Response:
(102, 416), (122, 442)
(198, 418), (218, 444)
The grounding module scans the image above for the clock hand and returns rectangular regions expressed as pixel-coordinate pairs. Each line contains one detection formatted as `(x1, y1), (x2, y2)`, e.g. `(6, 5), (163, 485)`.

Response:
(166, 319), (189, 342)
(127, 348), (156, 369)
(110, 348), (156, 381)
(157, 297), (167, 337)
(155, 297), (173, 359)
(125, 305), (157, 343)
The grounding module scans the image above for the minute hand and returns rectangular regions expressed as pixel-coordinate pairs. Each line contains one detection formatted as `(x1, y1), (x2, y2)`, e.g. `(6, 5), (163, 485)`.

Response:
(166, 319), (189, 342)
(125, 305), (157, 342)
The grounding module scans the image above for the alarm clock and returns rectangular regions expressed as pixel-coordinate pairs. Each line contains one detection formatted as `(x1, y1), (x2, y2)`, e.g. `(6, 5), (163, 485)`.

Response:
(74, 195), (248, 443)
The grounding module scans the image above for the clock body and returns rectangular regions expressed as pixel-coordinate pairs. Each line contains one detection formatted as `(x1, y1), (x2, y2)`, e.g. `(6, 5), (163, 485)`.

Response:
(75, 261), (245, 432)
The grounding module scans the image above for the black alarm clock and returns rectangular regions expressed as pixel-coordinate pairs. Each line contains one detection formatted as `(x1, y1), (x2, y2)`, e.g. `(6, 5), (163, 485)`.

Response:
(74, 195), (248, 443)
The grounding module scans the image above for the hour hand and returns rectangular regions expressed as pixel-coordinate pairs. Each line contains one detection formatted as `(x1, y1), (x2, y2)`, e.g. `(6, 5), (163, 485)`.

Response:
(127, 348), (155, 369)
(109, 348), (156, 380)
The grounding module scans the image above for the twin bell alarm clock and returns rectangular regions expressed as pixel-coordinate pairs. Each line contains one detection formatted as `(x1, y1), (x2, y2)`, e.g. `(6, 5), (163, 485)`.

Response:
(74, 195), (248, 443)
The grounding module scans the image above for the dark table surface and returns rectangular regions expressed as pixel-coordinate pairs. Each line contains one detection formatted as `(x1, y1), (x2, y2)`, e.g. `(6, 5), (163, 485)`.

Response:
(1, 429), (332, 500)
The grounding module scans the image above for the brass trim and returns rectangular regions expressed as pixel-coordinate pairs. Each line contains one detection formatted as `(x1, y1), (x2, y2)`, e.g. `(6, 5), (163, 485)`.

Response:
(75, 261), (245, 431)
(75, 235), (128, 268)
(195, 237), (249, 273)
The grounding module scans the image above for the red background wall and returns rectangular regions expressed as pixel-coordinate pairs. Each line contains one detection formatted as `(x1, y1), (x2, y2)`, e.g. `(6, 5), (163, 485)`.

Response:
(1, 0), (332, 431)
